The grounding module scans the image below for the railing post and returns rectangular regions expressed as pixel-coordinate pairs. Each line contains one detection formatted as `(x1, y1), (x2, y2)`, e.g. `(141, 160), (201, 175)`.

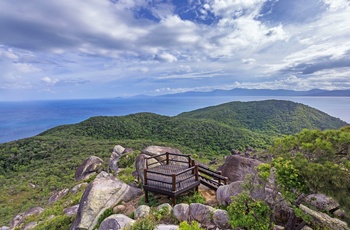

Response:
(224, 177), (228, 185)
(172, 174), (176, 191)
(195, 164), (199, 181)
(218, 170), (222, 184)
(191, 159), (195, 174)
(146, 157), (149, 169)
(166, 152), (169, 165)
(188, 156), (191, 167)
(144, 169), (148, 185)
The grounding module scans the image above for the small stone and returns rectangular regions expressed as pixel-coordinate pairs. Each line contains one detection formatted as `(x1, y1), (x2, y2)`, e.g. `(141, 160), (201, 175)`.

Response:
(113, 205), (126, 214)
(134, 205), (150, 220)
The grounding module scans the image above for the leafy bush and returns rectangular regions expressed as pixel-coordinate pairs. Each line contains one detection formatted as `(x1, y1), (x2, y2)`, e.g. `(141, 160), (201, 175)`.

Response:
(118, 151), (138, 168)
(93, 208), (114, 230)
(227, 192), (272, 230)
(179, 220), (205, 230)
(178, 191), (206, 204)
(127, 216), (157, 230)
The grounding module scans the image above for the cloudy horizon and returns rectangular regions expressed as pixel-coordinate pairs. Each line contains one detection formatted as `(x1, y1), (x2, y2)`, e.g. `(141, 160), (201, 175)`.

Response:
(1, 0), (350, 100)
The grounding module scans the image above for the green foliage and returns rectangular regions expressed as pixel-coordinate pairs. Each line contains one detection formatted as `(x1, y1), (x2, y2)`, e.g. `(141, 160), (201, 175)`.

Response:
(34, 215), (75, 230)
(227, 192), (272, 230)
(179, 220), (205, 230)
(93, 208), (114, 230)
(178, 191), (206, 204)
(127, 216), (157, 230)
(138, 193), (163, 207)
(117, 167), (136, 184)
(118, 151), (139, 168)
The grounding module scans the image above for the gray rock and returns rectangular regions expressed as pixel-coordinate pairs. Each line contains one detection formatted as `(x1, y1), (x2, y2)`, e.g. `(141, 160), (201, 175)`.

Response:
(213, 209), (230, 229)
(122, 148), (133, 154)
(189, 203), (213, 226)
(0, 226), (10, 230)
(134, 153), (160, 184)
(75, 156), (104, 182)
(305, 194), (339, 212)
(157, 203), (172, 215)
(23, 222), (37, 230)
(301, 226), (313, 230)
(70, 182), (88, 194)
(217, 155), (262, 184)
(216, 181), (244, 205)
(113, 205), (126, 214)
(64, 204), (79, 216)
(154, 224), (179, 230)
(173, 203), (189, 222)
(48, 188), (69, 204)
(300, 204), (349, 230)
(10, 207), (44, 229)
(98, 214), (135, 230)
(134, 205), (151, 220)
(109, 152), (120, 173)
(113, 145), (125, 156)
(71, 171), (138, 230)
(334, 209), (347, 219)
(141, 146), (184, 164)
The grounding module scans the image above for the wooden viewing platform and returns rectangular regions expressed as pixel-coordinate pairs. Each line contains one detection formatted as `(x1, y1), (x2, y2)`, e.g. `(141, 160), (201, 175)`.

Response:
(143, 152), (228, 205)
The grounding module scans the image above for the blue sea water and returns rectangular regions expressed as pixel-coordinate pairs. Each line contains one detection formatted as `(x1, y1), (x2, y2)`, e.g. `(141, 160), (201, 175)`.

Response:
(0, 96), (349, 144)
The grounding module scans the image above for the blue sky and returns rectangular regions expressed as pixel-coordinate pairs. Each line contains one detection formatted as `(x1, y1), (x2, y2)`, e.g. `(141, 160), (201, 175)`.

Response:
(0, 0), (350, 100)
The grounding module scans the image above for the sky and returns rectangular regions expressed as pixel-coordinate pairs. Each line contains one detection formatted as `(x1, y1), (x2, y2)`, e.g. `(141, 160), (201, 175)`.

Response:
(0, 0), (350, 100)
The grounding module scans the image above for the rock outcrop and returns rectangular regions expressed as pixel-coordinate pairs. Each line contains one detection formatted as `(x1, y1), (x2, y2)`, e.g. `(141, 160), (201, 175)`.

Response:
(173, 204), (189, 223)
(218, 155), (262, 183)
(216, 181), (244, 205)
(134, 205), (151, 220)
(189, 203), (215, 227)
(98, 214), (135, 230)
(300, 204), (349, 230)
(71, 171), (142, 230)
(10, 207), (44, 230)
(304, 193), (339, 212)
(75, 156), (104, 182)
(64, 204), (79, 217)
(48, 188), (69, 204)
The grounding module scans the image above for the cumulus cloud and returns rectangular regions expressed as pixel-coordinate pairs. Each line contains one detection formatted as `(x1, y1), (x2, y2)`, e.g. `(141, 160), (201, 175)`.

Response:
(154, 52), (178, 63)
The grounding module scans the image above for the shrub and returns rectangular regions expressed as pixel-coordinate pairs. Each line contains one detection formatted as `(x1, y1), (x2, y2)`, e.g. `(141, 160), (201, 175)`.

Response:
(179, 220), (205, 230)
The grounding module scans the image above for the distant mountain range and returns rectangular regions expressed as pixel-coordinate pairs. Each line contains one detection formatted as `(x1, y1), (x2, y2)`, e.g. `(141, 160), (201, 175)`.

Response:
(160, 88), (350, 97)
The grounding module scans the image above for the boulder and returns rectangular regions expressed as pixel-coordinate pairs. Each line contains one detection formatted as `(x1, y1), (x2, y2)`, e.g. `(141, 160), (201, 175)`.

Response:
(213, 209), (230, 229)
(113, 205), (126, 214)
(173, 204), (189, 222)
(123, 148), (133, 154)
(71, 171), (140, 230)
(189, 203), (215, 226)
(10, 207), (44, 229)
(113, 145), (125, 156)
(216, 181), (244, 205)
(141, 146), (184, 163)
(70, 182), (88, 194)
(48, 188), (69, 204)
(64, 204), (79, 216)
(23, 222), (37, 230)
(134, 153), (160, 184)
(157, 203), (172, 215)
(75, 156), (104, 182)
(0, 227), (9, 230)
(300, 204), (349, 230)
(304, 194), (339, 212)
(134, 205), (151, 220)
(154, 224), (179, 230)
(109, 152), (120, 173)
(217, 155), (262, 183)
(98, 214), (135, 230)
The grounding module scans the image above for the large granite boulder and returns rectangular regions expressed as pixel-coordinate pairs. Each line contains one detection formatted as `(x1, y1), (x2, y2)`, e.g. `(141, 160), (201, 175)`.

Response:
(71, 171), (142, 230)
(173, 204), (189, 222)
(113, 145), (125, 156)
(134, 153), (160, 184)
(141, 146), (184, 164)
(213, 209), (230, 229)
(75, 156), (104, 182)
(300, 204), (349, 230)
(304, 194), (339, 212)
(218, 155), (262, 183)
(109, 152), (120, 173)
(98, 214), (135, 230)
(216, 181), (244, 205)
(189, 203), (215, 227)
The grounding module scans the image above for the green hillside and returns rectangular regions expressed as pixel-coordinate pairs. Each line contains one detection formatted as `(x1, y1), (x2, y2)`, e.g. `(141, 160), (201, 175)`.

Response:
(0, 100), (348, 226)
(178, 100), (347, 135)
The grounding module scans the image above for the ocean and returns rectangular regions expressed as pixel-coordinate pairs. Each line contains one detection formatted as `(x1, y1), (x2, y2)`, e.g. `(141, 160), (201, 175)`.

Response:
(0, 96), (349, 144)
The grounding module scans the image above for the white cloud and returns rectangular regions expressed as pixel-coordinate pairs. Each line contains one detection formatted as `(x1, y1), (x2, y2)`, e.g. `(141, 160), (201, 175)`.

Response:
(154, 52), (178, 63)
(41, 76), (59, 86)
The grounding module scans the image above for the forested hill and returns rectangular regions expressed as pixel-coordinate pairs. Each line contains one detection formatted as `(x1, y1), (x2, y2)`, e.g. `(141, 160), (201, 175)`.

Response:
(40, 100), (347, 151)
(177, 100), (347, 135)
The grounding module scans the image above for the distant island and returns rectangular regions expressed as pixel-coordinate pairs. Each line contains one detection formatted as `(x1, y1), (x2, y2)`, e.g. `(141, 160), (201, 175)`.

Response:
(159, 88), (350, 97)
